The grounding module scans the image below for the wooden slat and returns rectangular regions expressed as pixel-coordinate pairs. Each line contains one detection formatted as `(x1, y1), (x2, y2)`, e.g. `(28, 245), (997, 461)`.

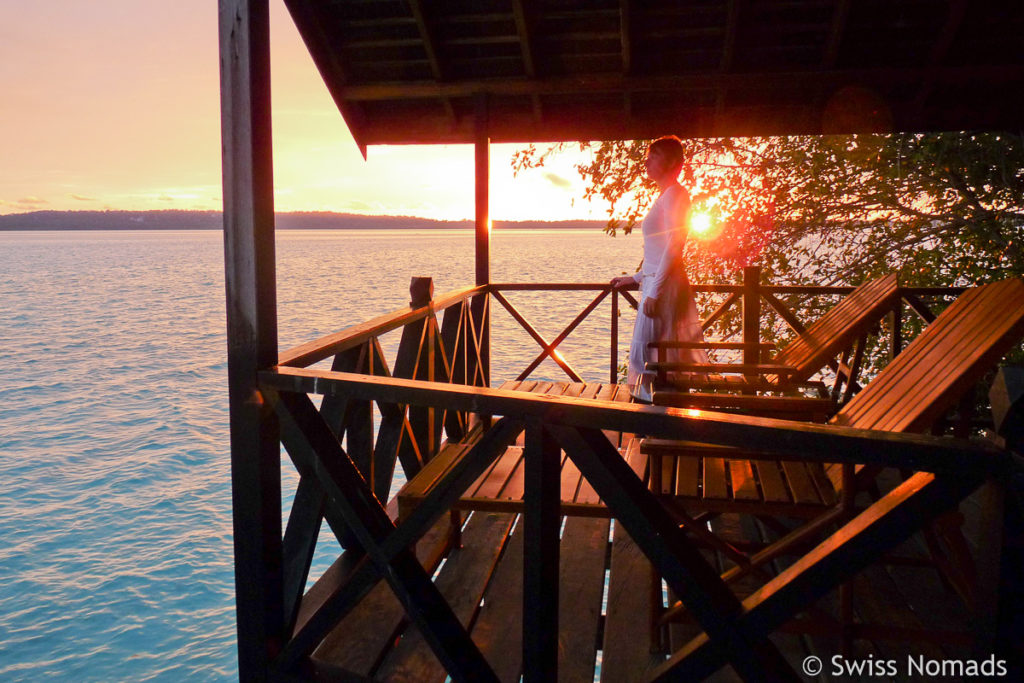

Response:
(600, 525), (665, 682)
(376, 511), (516, 681)
(772, 273), (899, 382)
(837, 279), (1024, 433)
(780, 461), (823, 506)
(702, 457), (728, 500)
(560, 452), (584, 503)
(558, 517), (612, 683)
(279, 285), (482, 367)
(471, 445), (525, 499)
(473, 520), (526, 682)
(753, 460), (790, 504)
(310, 514), (454, 675)
(675, 454), (700, 499)
(729, 459), (760, 501)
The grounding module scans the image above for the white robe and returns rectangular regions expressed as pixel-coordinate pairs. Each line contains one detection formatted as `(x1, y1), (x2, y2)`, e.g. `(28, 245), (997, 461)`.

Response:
(626, 183), (707, 401)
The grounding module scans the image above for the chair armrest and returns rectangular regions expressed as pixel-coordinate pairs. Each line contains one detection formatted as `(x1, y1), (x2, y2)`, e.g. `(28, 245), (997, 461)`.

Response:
(652, 391), (835, 422)
(646, 361), (798, 377)
(647, 341), (776, 351)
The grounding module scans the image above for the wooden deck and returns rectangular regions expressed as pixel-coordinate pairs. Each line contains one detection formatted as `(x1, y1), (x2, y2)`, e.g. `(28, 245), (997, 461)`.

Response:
(311, 441), (989, 682)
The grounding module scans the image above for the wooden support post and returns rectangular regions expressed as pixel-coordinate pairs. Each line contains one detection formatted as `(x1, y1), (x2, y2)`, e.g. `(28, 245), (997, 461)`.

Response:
(474, 94), (491, 388)
(219, 0), (282, 677)
(522, 419), (561, 680)
(889, 298), (903, 360)
(408, 277), (438, 460)
(611, 289), (619, 384)
(742, 266), (761, 386)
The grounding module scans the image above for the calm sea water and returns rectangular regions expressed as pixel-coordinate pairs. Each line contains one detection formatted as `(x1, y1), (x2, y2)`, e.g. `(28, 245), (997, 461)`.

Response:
(0, 228), (641, 681)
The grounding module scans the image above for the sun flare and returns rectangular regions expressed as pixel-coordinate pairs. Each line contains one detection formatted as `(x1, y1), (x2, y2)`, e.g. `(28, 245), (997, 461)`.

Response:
(690, 210), (713, 236)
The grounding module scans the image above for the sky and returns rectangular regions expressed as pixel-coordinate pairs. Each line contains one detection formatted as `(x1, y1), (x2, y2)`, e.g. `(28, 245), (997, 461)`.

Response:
(0, 1), (599, 221)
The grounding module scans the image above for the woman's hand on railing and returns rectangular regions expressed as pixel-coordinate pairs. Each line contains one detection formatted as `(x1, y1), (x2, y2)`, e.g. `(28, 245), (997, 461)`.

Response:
(610, 275), (636, 289)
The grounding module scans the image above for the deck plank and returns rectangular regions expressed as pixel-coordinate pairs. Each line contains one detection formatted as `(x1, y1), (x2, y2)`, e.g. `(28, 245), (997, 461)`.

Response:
(310, 515), (454, 675)
(472, 519), (526, 682)
(559, 517), (612, 682)
(375, 511), (515, 681)
(601, 523), (666, 682)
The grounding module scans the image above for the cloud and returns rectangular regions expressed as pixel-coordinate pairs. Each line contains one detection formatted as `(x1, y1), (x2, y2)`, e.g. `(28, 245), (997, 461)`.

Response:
(17, 196), (48, 206)
(158, 194), (175, 202)
(70, 194), (95, 201)
(344, 200), (372, 212)
(543, 172), (572, 189)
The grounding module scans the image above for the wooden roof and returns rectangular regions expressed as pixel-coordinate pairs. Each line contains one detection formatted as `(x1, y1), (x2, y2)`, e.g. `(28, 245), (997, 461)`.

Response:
(284, 0), (1024, 146)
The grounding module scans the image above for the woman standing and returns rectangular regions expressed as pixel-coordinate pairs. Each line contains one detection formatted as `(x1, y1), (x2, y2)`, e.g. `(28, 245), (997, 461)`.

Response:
(611, 136), (707, 402)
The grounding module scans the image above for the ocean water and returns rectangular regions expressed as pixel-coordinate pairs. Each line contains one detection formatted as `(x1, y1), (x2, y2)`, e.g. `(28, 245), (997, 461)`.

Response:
(0, 228), (641, 681)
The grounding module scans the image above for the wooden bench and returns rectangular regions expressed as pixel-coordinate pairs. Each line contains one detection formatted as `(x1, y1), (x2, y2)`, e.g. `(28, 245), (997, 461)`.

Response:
(649, 272), (901, 395)
(643, 277), (1024, 607)
(397, 379), (635, 522)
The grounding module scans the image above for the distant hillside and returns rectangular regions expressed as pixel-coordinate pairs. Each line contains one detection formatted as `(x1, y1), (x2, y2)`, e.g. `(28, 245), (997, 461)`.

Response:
(0, 210), (603, 231)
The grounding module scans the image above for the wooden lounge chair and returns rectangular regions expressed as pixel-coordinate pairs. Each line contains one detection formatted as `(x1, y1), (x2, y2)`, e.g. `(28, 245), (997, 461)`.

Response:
(397, 380), (636, 522)
(642, 277), (1024, 601)
(648, 272), (901, 403)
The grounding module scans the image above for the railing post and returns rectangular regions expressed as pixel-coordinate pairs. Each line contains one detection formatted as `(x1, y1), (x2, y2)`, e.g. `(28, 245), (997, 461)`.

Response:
(409, 277), (439, 457)
(219, 0), (282, 677)
(742, 266), (761, 369)
(889, 298), (904, 360)
(522, 418), (560, 681)
(611, 288), (619, 384)
(474, 94), (491, 387)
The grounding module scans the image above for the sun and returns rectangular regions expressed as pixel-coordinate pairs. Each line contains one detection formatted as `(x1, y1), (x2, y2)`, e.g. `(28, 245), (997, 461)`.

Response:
(690, 210), (713, 236)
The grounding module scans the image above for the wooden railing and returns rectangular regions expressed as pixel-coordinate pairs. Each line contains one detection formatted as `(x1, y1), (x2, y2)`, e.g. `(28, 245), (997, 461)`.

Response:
(276, 274), (970, 500)
(258, 362), (1008, 680)
(257, 274), (1006, 680)
(489, 269), (965, 390)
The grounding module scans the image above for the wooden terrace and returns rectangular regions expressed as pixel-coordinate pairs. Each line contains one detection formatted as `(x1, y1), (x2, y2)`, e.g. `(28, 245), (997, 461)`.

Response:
(217, 1), (1024, 680)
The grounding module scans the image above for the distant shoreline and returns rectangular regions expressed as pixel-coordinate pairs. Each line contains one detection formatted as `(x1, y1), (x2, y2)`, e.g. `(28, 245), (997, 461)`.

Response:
(0, 210), (604, 231)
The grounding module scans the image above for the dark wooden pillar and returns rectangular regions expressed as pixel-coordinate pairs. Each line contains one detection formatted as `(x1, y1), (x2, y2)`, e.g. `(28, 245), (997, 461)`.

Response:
(522, 419), (561, 680)
(473, 94), (491, 386)
(219, 0), (282, 678)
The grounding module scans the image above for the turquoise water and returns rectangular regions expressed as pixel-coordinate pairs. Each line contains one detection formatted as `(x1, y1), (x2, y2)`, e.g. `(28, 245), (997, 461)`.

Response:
(0, 228), (640, 681)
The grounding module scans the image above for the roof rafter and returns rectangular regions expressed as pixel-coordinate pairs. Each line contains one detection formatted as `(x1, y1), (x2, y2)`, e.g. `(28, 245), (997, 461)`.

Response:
(342, 64), (1023, 102)
(716, 0), (740, 115)
(911, 0), (968, 117)
(511, 0), (543, 121)
(820, 0), (850, 69)
(406, 0), (455, 123)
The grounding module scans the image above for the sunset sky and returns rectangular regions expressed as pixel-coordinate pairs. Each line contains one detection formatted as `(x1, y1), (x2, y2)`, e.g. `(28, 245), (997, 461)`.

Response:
(0, 1), (598, 221)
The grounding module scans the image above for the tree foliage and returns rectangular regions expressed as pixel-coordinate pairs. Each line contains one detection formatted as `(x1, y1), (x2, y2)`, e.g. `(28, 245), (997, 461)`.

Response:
(513, 133), (1024, 381)
(512, 132), (1024, 288)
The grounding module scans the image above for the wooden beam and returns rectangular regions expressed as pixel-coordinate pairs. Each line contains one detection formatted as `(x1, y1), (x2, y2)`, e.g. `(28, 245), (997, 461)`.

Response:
(522, 420), (562, 680)
(720, 0), (739, 72)
(656, 470), (985, 679)
(820, 0), (850, 69)
(277, 284), (482, 367)
(341, 64), (1024, 102)
(550, 425), (800, 680)
(283, 0), (368, 158)
(742, 266), (761, 368)
(260, 366), (1003, 476)
(218, 0), (282, 676)
(511, 0), (542, 120)
(619, 0), (632, 74)
(274, 390), (499, 681)
(475, 96), (490, 287)
(911, 0), (969, 119)
(406, 0), (455, 123)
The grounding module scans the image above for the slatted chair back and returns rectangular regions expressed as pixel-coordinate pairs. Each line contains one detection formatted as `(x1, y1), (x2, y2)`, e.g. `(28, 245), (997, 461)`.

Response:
(771, 273), (901, 384)
(833, 278), (1024, 433)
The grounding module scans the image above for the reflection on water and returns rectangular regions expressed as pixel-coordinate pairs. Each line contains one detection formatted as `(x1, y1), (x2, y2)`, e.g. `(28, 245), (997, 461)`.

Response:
(0, 228), (639, 680)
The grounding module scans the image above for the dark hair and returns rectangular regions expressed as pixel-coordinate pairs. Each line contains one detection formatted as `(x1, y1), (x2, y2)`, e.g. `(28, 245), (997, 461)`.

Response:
(648, 135), (685, 170)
